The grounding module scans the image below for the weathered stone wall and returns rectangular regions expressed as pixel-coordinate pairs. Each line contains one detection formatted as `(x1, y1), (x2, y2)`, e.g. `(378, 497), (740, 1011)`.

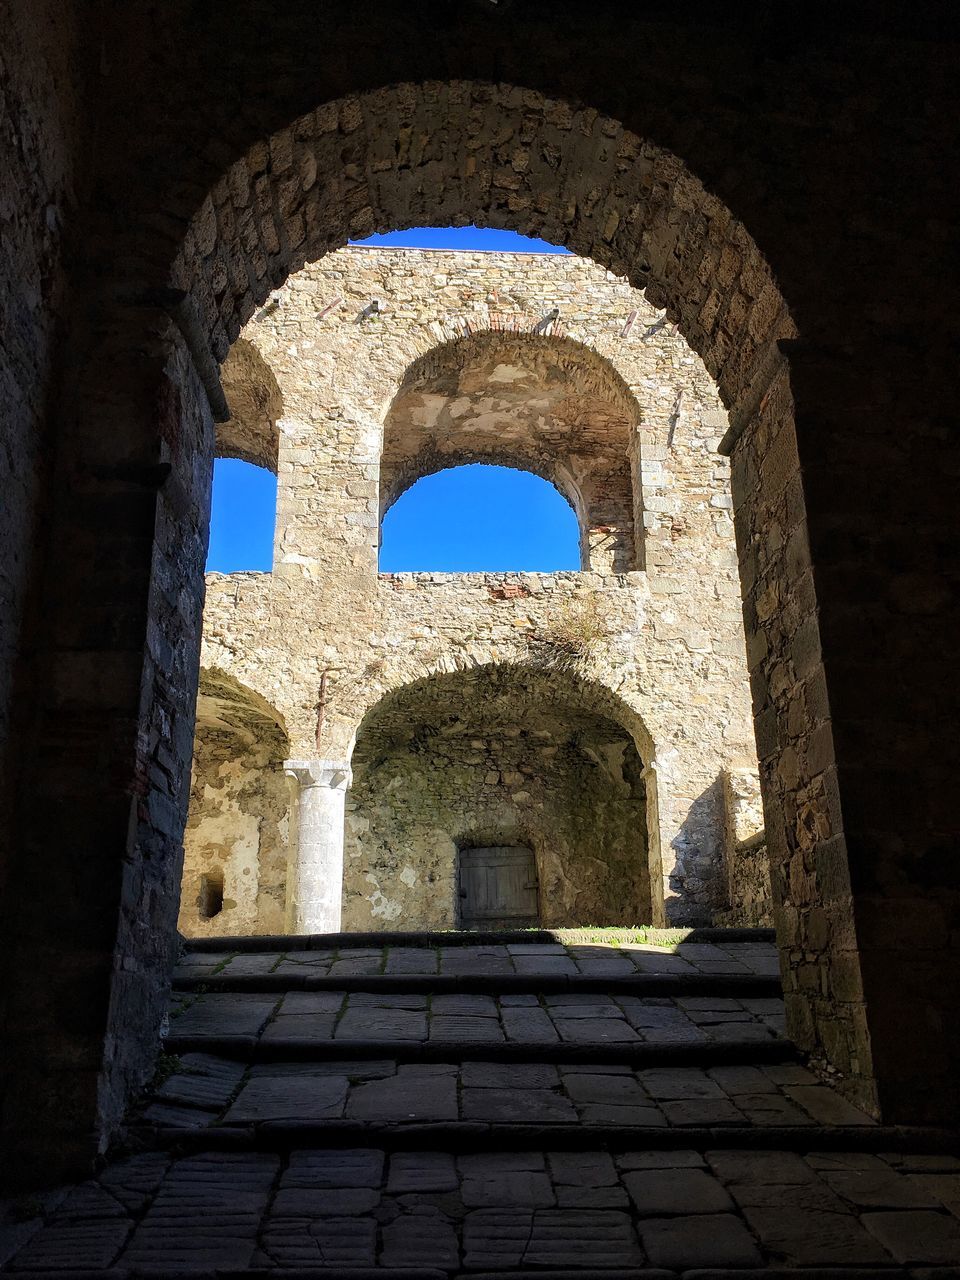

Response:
(190, 246), (763, 928)
(0, 1), (84, 894)
(344, 664), (650, 930)
(178, 673), (294, 938)
(717, 768), (772, 928)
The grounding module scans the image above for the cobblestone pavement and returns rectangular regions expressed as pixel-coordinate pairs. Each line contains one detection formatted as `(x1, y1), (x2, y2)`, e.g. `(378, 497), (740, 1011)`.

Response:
(6, 1146), (960, 1273)
(4, 938), (958, 1275)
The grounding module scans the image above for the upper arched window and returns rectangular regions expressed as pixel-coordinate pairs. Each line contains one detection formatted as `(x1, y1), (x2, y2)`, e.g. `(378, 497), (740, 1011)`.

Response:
(380, 331), (640, 574)
(379, 464), (580, 572)
(207, 336), (283, 573)
(206, 458), (277, 572)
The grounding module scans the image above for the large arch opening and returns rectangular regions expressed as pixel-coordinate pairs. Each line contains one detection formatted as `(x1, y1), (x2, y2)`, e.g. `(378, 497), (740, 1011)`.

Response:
(206, 336), (283, 572)
(20, 69), (928, 1188)
(167, 78), (801, 946)
(345, 663), (659, 932)
(161, 81), (848, 1084)
(216, 338), (283, 472)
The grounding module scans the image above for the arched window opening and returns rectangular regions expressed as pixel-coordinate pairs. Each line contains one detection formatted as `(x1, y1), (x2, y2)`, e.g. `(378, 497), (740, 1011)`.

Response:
(197, 870), (224, 920)
(380, 331), (641, 574)
(378, 464), (581, 572)
(206, 335), (283, 573)
(206, 458), (277, 572)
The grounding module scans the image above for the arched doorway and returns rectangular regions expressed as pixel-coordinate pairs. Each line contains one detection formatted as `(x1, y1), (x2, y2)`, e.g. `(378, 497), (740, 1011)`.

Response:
(18, 55), (942, 1184)
(345, 663), (658, 931)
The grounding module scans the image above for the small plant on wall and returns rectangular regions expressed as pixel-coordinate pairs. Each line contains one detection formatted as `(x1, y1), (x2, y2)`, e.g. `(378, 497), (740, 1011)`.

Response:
(532, 593), (608, 667)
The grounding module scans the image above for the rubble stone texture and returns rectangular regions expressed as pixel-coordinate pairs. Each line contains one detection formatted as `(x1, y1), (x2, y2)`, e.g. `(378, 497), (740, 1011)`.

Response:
(179, 671), (294, 937)
(183, 246), (764, 934)
(0, 1), (84, 881)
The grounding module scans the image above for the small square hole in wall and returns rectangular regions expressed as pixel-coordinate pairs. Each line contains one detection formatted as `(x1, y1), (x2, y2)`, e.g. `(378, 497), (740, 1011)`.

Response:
(198, 870), (224, 919)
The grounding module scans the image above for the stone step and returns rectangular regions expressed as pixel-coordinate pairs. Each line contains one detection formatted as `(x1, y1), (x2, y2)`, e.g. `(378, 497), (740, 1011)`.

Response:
(175, 938), (781, 986)
(183, 927), (778, 952)
(173, 971), (783, 997)
(9, 941), (960, 1277)
(142, 1120), (958, 1158)
(143, 1055), (875, 1140)
(163, 990), (787, 1061)
(161, 1035), (799, 1067)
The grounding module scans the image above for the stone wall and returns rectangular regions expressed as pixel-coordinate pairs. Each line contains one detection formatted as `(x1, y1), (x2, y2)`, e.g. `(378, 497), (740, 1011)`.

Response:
(188, 246), (763, 928)
(178, 672), (294, 938)
(0, 1), (84, 893)
(717, 768), (772, 928)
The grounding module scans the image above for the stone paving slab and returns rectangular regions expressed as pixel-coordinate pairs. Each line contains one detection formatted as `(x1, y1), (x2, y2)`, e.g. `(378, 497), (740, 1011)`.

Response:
(7, 1146), (960, 1274)
(138, 1055), (876, 1135)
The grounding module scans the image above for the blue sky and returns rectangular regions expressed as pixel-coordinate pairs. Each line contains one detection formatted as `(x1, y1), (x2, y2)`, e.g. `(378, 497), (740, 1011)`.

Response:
(380, 465), (579, 572)
(353, 226), (570, 255)
(206, 226), (573, 574)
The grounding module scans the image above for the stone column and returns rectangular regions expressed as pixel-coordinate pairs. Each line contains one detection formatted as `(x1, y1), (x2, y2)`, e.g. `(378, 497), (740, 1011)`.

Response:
(641, 761), (667, 927)
(284, 759), (352, 933)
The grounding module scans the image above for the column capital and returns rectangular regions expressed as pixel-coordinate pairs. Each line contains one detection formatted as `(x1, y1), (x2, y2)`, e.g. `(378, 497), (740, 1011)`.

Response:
(284, 758), (352, 789)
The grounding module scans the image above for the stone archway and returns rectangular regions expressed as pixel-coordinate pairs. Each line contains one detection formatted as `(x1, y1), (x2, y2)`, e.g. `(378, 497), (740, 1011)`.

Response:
(160, 82), (847, 1099)
(173, 81), (794, 406)
(13, 72), (905, 1183)
(179, 669), (294, 937)
(344, 662), (660, 931)
(165, 83), (859, 1103)
(215, 339), (284, 472)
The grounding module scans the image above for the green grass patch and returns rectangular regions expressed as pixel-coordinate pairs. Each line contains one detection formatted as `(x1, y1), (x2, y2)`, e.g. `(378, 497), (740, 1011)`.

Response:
(548, 926), (692, 949)
(149, 1052), (183, 1089)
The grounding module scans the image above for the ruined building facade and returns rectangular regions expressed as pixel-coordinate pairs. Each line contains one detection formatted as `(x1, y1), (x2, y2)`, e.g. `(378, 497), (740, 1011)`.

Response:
(179, 248), (767, 939)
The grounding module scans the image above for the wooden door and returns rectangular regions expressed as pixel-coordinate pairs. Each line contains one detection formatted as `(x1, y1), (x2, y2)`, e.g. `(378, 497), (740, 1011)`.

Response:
(459, 846), (539, 929)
